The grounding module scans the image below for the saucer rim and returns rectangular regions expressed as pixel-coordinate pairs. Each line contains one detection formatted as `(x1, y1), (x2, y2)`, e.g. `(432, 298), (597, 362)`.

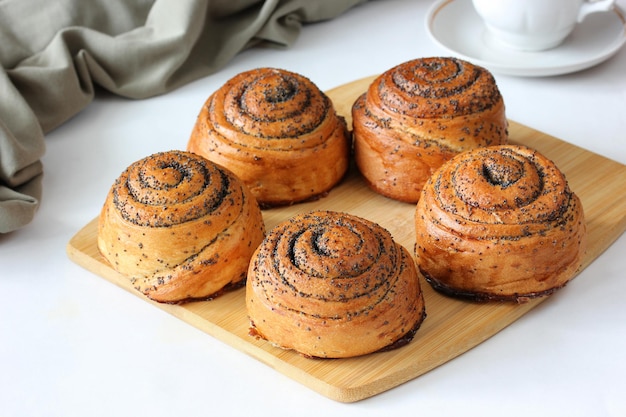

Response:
(425, 0), (626, 77)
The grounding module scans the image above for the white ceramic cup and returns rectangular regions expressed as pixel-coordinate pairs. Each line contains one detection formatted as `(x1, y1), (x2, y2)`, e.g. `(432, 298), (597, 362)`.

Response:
(472, 0), (616, 51)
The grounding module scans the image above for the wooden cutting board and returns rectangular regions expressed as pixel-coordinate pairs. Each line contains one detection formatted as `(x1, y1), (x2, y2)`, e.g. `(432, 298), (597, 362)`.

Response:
(67, 76), (626, 403)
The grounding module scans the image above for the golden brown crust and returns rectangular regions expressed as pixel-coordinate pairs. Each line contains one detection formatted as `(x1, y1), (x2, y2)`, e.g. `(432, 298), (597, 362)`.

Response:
(246, 210), (426, 358)
(97, 150), (265, 304)
(187, 67), (351, 207)
(352, 57), (508, 203)
(414, 145), (587, 302)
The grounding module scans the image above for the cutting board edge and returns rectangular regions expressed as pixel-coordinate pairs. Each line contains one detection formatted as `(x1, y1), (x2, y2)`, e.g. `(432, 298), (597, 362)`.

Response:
(65, 74), (626, 402)
(66, 218), (551, 403)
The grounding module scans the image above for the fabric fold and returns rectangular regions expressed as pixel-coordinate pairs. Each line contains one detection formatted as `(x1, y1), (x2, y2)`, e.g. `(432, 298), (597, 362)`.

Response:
(0, 0), (366, 234)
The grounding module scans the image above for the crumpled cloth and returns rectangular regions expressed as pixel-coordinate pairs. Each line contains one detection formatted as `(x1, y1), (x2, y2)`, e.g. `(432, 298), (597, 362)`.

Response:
(0, 0), (366, 233)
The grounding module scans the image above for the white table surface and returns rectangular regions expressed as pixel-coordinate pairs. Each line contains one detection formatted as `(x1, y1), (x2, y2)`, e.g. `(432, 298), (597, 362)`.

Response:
(2, 1), (625, 416)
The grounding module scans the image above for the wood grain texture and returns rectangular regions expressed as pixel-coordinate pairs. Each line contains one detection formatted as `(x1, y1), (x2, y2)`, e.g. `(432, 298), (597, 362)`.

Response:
(66, 75), (626, 403)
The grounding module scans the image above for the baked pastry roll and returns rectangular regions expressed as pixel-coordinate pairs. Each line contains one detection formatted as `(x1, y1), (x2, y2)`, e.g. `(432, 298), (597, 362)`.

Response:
(246, 210), (426, 358)
(414, 145), (586, 303)
(97, 150), (265, 304)
(187, 67), (351, 207)
(352, 57), (508, 203)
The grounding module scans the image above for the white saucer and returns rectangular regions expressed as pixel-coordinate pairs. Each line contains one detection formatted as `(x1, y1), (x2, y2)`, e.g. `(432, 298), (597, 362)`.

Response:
(425, 0), (626, 77)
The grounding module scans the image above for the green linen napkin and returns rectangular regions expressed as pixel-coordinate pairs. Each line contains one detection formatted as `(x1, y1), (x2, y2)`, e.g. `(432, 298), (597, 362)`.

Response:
(0, 0), (366, 233)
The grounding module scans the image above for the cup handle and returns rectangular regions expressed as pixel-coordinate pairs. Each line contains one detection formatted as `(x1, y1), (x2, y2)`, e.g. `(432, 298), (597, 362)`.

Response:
(578, 0), (616, 22)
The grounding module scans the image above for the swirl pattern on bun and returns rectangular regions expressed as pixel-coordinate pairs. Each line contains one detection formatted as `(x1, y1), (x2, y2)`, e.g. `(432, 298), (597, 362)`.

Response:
(352, 57), (508, 203)
(97, 150), (265, 304)
(414, 145), (586, 302)
(188, 67), (351, 207)
(246, 210), (426, 358)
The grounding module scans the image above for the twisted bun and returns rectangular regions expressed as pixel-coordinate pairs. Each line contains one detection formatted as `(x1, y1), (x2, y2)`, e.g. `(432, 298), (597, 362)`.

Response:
(188, 67), (351, 207)
(414, 145), (586, 302)
(352, 57), (508, 203)
(246, 210), (426, 358)
(97, 150), (265, 304)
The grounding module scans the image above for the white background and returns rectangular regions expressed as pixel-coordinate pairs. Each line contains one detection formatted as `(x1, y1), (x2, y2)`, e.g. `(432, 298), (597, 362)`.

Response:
(2, 1), (625, 416)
